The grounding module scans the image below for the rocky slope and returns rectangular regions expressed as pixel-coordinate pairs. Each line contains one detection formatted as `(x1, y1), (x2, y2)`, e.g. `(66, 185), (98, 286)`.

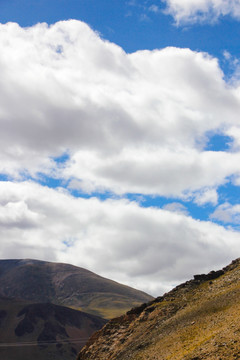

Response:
(77, 258), (240, 360)
(0, 297), (106, 360)
(0, 259), (152, 319)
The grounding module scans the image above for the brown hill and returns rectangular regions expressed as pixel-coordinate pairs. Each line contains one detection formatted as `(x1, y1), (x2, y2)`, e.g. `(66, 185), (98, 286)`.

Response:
(77, 258), (240, 360)
(0, 297), (106, 360)
(0, 259), (153, 319)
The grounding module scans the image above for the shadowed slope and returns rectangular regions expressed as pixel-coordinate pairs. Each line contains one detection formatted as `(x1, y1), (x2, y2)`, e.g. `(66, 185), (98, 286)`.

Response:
(0, 297), (106, 360)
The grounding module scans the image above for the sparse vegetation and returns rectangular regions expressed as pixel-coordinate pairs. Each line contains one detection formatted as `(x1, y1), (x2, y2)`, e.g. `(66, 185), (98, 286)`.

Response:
(77, 258), (240, 360)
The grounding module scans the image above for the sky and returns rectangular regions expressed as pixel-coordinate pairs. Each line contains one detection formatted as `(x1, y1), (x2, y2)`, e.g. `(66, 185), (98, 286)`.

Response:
(0, 0), (240, 296)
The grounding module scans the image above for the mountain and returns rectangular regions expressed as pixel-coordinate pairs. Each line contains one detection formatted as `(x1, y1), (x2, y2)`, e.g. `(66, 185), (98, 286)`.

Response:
(0, 259), (153, 319)
(0, 297), (106, 360)
(77, 258), (240, 360)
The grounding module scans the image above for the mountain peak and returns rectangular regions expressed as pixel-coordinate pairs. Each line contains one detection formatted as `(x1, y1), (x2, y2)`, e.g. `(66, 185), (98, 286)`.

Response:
(0, 259), (153, 320)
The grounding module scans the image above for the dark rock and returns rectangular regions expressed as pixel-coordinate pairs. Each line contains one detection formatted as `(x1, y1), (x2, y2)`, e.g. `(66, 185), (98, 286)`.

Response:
(194, 270), (224, 282)
(15, 318), (34, 336)
(145, 306), (155, 313)
(127, 303), (147, 316)
(71, 347), (77, 354)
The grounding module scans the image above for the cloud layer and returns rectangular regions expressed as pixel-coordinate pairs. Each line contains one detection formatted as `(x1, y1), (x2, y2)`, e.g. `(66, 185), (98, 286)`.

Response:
(163, 0), (240, 24)
(0, 20), (240, 200)
(0, 181), (239, 295)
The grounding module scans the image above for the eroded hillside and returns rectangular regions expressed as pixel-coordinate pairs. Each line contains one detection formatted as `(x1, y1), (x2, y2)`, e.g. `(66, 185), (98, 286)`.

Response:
(77, 258), (240, 360)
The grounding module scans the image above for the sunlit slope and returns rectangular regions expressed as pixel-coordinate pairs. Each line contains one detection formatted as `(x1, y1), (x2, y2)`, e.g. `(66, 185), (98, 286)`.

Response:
(0, 297), (106, 360)
(78, 258), (240, 360)
(0, 259), (152, 319)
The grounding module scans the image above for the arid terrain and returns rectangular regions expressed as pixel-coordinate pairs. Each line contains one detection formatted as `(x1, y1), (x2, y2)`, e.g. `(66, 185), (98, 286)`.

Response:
(78, 258), (240, 360)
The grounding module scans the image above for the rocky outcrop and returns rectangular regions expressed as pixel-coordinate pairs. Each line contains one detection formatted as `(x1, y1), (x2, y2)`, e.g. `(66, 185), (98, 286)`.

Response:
(193, 270), (224, 281)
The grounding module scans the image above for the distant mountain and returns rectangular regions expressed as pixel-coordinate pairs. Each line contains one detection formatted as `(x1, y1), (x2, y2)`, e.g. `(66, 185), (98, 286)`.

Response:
(77, 258), (240, 360)
(0, 297), (106, 360)
(0, 259), (153, 319)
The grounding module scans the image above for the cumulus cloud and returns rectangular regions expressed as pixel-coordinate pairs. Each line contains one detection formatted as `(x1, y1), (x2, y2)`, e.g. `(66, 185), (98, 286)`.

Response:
(163, 0), (240, 24)
(0, 181), (239, 295)
(64, 148), (240, 197)
(210, 202), (240, 223)
(194, 188), (218, 205)
(0, 201), (42, 228)
(0, 20), (240, 199)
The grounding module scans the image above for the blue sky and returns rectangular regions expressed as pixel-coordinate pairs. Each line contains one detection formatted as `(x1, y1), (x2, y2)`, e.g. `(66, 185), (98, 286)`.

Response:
(1, 0), (240, 58)
(0, 0), (240, 295)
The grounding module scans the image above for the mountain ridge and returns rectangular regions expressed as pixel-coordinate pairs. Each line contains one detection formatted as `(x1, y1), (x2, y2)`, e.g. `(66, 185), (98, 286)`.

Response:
(77, 258), (240, 360)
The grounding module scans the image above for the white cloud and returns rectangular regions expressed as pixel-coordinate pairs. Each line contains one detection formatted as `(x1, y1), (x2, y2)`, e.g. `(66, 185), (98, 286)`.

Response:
(0, 201), (42, 228)
(162, 202), (189, 215)
(163, 0), (240, 24)
(226, 126), (240, 150)
(210, 202), (240, 223)
(194, 188), (218, 205)
(64, 148), (240, 197)
(223, 50), (232, 61)
(149, 4), (160, 13)
(140, 13), (151, 22)
(0, 21), (240, 199)
(0, 181), (239, 296)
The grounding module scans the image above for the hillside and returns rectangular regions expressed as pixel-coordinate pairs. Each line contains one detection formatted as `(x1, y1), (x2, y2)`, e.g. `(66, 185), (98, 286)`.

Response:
(0, 297), (106, 360)
(77, 258), (240, 360)
(0, 259), (152, 319)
